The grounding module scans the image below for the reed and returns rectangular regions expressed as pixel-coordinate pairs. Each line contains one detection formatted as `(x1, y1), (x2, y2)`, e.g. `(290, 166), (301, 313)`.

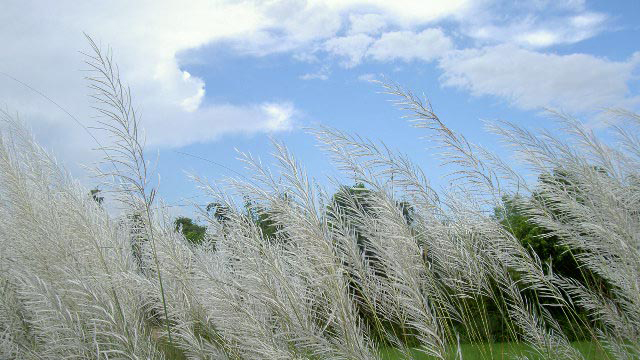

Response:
(0, 39), (638, 359)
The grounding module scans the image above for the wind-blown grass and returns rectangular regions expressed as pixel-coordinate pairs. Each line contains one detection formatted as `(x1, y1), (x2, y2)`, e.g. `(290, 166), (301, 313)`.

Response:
(0, 39), (638, 359)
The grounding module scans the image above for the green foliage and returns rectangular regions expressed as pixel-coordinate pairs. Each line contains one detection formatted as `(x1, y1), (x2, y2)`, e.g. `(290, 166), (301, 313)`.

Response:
(379, 341), (611, 360)
(330, 183), (415, 233)
(498, 194), (578, 278)
(496, 169), (614, 341)
(255, 211), (279, 239)
(498, 168), (610, 286)
(89, 188), (104, 205)
(206, 202), (231, 224)
(242, 196), (285, 240)
(174, 216), (206, 245)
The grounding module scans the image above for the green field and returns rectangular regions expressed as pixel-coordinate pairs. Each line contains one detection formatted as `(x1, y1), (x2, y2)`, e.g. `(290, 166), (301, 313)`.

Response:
(379, 342), (611, 360)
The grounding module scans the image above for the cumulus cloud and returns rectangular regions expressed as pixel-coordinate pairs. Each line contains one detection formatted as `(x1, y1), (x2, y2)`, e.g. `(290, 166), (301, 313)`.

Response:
(0, 0), (474, 155)
(469, 14), (607, 48)
(324, 34), (374, 67)
(223, 0), (472, 57)
(459, 1), (608, 48)
(348, 13), (387, 35)
(0, 0), (629, 176)
(439, 44), (640, 112)
(0, 0), (302, 167)
(146, 101), (296, 148)
(367, 28), (453, 62)
(329, 0), (472, 26)
(227, 1), (344, 56)
(323, 28), (453, 67)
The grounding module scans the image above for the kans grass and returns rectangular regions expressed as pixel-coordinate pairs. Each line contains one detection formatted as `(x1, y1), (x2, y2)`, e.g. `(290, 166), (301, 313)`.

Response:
(0, 39), (639, 359)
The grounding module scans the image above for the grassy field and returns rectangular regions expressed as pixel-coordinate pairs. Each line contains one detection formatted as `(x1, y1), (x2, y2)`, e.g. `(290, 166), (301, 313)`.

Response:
(2, 37), (638, 359)
(159, 340), (611, 359)
(379, 342), (611, 360)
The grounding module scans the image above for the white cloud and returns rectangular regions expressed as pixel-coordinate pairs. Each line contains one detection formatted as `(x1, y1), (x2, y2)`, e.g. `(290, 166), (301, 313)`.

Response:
(460, 4), (608, 48)
(0, 0), (627, 178)
(324, 34), (374, 67)
(348, 13), (387, 35)
(228, 2), (344, 56)
(300, 73), (329, 81)
(325, 0), (472, 26)
(0, 0), (302, 167)
(262, 102), (296, 132)
(300, 66), (331, 81)
(357, 73), (378, 82)
(439, 44), (640, 112)
(322, 28), (453, 67)
(471, 16), (607, 48)
(367, 28), (453, 62)
(514, 30), (559, 48)
(224, 0), (473, 58)
(0, 0), (474, 163)
(227, 0), (471, 57)
(179, 71), (206, 112)
(146, 101), (296, 148)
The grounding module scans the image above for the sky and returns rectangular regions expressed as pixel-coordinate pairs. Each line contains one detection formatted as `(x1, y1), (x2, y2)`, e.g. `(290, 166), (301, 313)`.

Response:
(1, 0), (639, 218)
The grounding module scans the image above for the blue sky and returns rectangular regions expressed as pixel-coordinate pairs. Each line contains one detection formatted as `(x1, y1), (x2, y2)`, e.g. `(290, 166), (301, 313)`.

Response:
(1, 0), (639, 217)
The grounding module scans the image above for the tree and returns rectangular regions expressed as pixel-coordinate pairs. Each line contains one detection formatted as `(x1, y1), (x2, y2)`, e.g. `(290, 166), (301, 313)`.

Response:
(497, 195), (578, 278)
(329, 183), (415, 243)
(89, 188), (104, 205)
(174, 216), (206, 246)
(498, 168), (610, 287)
(206, 202), (231, 224)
